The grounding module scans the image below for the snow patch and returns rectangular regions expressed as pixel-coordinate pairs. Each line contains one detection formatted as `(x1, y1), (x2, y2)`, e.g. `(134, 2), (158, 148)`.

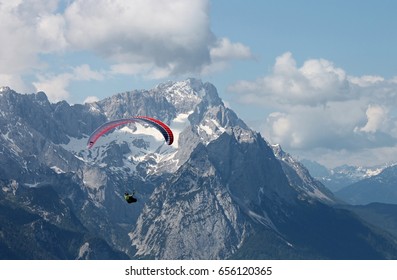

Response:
(163, 80), (203, 110)
(199, 123), (214, 136)
(51, 166), (66, 174)
(197, 118), (228, 145)
(88, 104), (100, 113)
(1, 130), (23, 155)
(365, 168), (382, 177)
(25, 182), (41, 188)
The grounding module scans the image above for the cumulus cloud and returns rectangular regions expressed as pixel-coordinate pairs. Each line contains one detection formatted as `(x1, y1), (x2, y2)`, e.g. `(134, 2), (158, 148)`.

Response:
(264, 101), (367, 150)
(200, 37), (254, 75)
(210, 37), (253, 61)
(1, 0), (252, 95)
(230, 52), (351, 107)
(357, 105), (388, 133)
(0, 0), (66, 93)
(0, 1), (66, 72)
(109, 62), (173, 80)
(34, 73), (71, 101)
(83, 96), (100, 104)
(63, 0), (213, 74)
(230, 52), (397, 166)
(349, 75), (384, 87)
(33, 64), (105, 102)
(0, 74), (34, 93)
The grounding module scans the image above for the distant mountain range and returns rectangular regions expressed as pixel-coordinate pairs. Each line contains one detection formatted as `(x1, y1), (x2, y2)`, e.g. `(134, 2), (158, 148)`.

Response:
(335, 165), (397, 205)
(1, 80), (397, 259)
(300, 159), (385, 192)
(300, 159), (397, 205)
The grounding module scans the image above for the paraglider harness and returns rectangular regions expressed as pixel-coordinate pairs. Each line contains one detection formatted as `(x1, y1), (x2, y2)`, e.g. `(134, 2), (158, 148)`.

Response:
(124, 191), (137, 204)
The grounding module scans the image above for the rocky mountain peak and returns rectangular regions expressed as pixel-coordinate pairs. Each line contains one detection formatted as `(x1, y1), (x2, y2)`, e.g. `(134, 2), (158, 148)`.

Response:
(0, 86), (11, 92)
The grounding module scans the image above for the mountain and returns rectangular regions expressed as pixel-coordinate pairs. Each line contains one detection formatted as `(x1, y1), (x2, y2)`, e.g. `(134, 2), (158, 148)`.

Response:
(335, 165), (397, 205)
(0, 178), (129, 259)
(1, 80), (397, 259)
(300, 159), (385, 192)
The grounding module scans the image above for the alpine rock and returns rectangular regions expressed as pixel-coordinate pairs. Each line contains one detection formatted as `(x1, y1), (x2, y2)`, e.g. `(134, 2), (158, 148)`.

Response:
(1, 80), (396, 259)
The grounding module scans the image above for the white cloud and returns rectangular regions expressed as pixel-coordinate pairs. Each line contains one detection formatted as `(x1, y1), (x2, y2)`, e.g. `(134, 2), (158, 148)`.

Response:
(110, 63), (151, 76)
(0, 1), (66, 73)
(73, 64), (105, 81)
(264, 101), (366, 150)
(200, 37), (254, 75)
(357, 105), (388, 133)
(0, 0), (66, 94)
(210, 37), (253, 61)
(349, 75), (384, 87)
(266, 112), (294, 146)
(0, 3), (40, 74)
(109, 62), (173, 80)
(230, 52), (397, 167)
(230, 52), (351, 107)
(36, 13), (68, 51)
(0, 74), (34, 93)
(33, 72), (72, 102)
(33, 64), (105, 102)
(1, 0), (252, 95)
(84, 96), (100, 104)
(63, 0), (213, 74)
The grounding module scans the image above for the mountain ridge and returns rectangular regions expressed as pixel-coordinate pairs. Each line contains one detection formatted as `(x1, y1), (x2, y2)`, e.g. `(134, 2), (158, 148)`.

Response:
(335, 164), (397, 205)
(1, 79), (397, 259)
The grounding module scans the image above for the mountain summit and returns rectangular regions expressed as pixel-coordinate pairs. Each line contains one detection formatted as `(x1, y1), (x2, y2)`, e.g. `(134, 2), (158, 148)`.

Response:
(1, 79), (396, 259)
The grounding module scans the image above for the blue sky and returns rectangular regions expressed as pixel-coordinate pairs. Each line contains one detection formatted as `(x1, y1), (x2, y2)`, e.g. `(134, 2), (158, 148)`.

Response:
(1, 0), (397, 168)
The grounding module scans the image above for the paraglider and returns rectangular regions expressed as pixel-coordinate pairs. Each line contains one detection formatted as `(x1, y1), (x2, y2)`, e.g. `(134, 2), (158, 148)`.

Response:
(87, 116), (174, 205)
(124, 191), (137, 204)
(87, 116), (174, 149)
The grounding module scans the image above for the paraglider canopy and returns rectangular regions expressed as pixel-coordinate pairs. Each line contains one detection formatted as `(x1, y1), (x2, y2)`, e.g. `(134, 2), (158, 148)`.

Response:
(87, 116), (173, 149)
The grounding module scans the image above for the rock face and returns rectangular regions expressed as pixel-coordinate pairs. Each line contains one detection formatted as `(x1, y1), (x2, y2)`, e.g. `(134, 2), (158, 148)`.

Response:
(1, 79), (397, 260)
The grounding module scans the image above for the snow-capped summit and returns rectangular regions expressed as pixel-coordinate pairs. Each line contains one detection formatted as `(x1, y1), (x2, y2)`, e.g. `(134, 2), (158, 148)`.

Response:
(158, 78), (206, 112)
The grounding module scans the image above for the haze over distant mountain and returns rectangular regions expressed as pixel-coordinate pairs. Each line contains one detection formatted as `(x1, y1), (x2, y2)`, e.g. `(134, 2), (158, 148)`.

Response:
(1, 80), (397, 259)
(300, 159), (397, 206)
(335, 165), (397, 205)
(300, 159), (385, 192)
